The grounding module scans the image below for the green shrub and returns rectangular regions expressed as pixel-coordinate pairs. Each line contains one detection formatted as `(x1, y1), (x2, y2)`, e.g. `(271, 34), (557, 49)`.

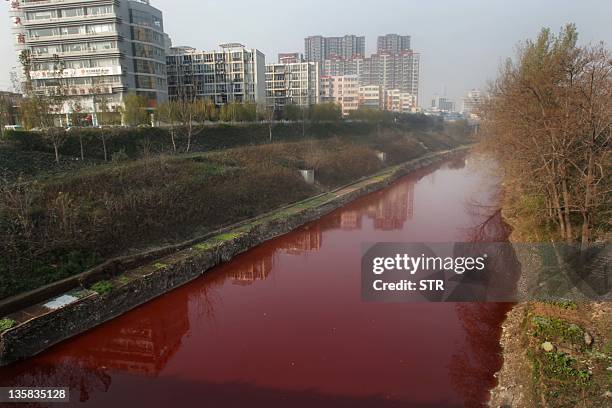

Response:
(546, 300), (578, 310)
(0, 247), (103, 300)
(2, 130), (48, 151)
(0, 318), (16, 333)
(532, 316), (586, 348)
(117, 276), (132, 285)
(90, 281), (114, 296)
(541, 351), (592, 385)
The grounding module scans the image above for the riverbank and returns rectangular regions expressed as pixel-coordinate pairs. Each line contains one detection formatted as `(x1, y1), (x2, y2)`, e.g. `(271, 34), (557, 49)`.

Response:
(0, 146), (470, 366)
(0, 149), (510, 407)
(489, 237), (611, 407)
(491, 301), (611, 408)
(1, 125), (471, 301)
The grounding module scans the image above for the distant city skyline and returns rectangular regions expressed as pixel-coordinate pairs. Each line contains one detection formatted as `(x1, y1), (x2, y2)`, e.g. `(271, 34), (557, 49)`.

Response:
(1, 0), (610, 105)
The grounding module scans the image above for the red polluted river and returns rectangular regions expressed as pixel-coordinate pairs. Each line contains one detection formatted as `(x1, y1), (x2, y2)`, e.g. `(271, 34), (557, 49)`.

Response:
(0, 153), (514, 408)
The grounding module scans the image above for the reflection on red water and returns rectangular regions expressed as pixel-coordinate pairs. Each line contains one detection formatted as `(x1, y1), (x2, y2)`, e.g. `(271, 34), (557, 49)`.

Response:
(0, 153), (513, 408)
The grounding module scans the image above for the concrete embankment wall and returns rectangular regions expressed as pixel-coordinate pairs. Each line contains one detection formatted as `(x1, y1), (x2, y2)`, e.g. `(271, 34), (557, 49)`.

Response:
(0, 147), (469, 367)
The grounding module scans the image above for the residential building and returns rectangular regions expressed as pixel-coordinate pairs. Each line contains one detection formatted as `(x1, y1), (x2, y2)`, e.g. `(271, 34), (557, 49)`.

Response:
(461, 89), (483, 118)
(266, 59), (320, 111)
(278, 52), (301, 64)
(385, 89), (416, 113)
(321, 55), (366, 77)
(9, 0), (169, 121)
(431, 96), (456, 113)
(338, 35), (365, 59)
(321, 75), (359, 116)
(304, 35), (325, 64)
(358, 85), (383, 110)
(317, 36), (420, 107)
(377, 34), (411, 54)
(304, 35), (365, 63)
(367, 52), (421, 107)
(166, 43), (266, 106)
(401, 92), (417, 112)
(362, 51), (420, 105)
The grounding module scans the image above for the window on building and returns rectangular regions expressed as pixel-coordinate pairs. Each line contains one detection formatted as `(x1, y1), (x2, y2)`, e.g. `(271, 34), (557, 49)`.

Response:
(89, 41), (117, 51)
(87, 6), (113, 16)
(87, 24), (115, 34)
(135, 75), (157, 89)
(61, 26), (83, 36)
(66, 43), (86, 52)
(61, 8), (84, 18)
(27, 10), (56, 21)
(29, 28), (56, 38)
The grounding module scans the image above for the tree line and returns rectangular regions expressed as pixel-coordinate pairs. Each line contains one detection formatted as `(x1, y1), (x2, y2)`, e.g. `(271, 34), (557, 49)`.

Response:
(482, 24), (610, 248)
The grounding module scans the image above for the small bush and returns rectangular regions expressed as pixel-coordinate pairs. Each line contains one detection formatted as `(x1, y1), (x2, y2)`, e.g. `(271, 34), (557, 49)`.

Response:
(117, 276), (132, 285)
(0, 318), (16, 333)
(546, 300), (578, 310)
(541, 351), (591, 385)
(532, 316), (586, 349)
(90, 281), (114, 296)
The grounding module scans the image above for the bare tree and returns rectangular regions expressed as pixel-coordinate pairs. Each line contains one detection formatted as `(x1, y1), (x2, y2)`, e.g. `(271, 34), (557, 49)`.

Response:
(18, 51), (69, 164)
(175, 99), (213, 152)
(157, 100), (180, 153)
(0, 95), (11, 136)
(261, 104), (276, 142)
(570, 44), (611, 248)
(481, 24), (611, 247)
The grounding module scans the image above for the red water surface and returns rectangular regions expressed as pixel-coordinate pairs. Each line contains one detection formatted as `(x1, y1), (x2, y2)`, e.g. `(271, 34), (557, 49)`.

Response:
(0, 154), (513, 408)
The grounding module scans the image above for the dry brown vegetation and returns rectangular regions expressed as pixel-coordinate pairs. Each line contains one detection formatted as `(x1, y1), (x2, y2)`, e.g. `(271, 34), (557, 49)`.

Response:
(481, 24), (611, 247)
(0, 127), (471, 299)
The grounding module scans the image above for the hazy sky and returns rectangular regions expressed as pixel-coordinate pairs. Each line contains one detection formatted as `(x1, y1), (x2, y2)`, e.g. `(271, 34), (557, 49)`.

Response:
(1, 0), (610, 104)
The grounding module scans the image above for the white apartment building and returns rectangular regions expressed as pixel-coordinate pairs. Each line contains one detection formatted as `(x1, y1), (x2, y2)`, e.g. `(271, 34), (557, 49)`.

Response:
(266, 60), (320, 111)
(385, 89), (416, 113)
(321, 75), (359, 117)
(358, 85), (383, 110)
(461, 89), (483, 118)
(9, 0), (169, 121)
(166, 44), (266, 106)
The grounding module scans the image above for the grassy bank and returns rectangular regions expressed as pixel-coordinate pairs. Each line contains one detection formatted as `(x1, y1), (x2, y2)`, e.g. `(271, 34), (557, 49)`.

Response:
(0, 119), (464, 182)
(0, 119), (446, 170)
(493, 301), (611, 407)
(0, 123), (471, 300)
(490, 202), (611, 407)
